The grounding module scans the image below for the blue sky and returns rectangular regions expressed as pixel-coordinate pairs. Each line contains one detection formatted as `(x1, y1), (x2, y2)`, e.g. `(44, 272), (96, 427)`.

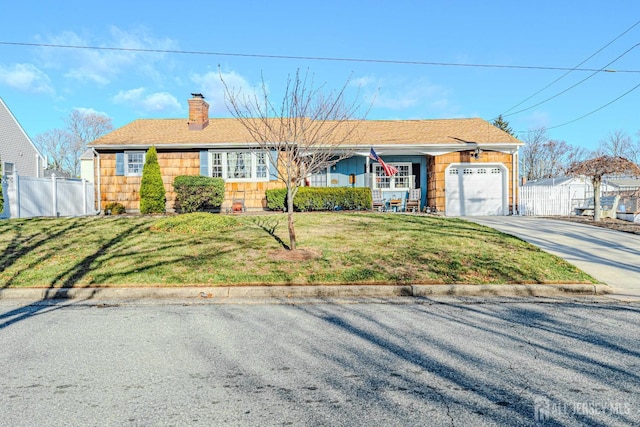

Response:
(1, 0), (639, 152)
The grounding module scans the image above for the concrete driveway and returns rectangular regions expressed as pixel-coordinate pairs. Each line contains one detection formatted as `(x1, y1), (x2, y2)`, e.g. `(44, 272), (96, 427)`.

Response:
(468, 217), (640, 302)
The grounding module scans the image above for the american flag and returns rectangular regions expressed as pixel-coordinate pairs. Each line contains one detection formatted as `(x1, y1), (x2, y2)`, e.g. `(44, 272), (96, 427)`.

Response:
(370, 148), (398, 177)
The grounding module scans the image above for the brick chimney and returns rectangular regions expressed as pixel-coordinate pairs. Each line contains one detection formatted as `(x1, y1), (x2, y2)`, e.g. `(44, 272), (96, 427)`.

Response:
(188, 93), (209, 130)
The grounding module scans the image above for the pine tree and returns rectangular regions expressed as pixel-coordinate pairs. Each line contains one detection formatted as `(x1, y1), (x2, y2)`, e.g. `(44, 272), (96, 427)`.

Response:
(139, 146), (166, 214)
(492, 115), (515, 137)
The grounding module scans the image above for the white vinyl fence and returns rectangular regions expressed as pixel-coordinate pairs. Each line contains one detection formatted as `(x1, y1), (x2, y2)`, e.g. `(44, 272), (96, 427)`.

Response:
(1, 170), (96, 219)
(518, 185), (590, 216)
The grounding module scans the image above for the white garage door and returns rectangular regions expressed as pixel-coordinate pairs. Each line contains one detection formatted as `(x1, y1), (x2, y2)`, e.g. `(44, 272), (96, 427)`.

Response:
(445, 165), (506, 216)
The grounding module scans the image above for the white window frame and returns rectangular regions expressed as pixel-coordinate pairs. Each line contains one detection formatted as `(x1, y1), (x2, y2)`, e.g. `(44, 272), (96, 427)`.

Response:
(373, 162), (412, 190)
(125, 151), (145, 176)
(2, 162), (14, 176)
(308, 167), (329, 187)
(209, 150), (270, 182)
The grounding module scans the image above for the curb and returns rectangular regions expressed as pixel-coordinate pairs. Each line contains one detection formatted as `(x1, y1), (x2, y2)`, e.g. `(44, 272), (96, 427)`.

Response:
(0, 284), (613, 301)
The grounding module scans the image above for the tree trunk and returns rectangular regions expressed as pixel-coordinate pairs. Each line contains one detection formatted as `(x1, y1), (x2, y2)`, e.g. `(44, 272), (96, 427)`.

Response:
(593, 178), (602, 222)
(286, 187), (296, 250)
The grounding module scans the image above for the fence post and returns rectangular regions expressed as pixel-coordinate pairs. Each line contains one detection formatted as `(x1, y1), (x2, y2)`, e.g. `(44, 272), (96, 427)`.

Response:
(13, 169), (20, 218)
(82, 179), (88, 214)
(0, 175), (8, 219)
(51, 173), (58, 217)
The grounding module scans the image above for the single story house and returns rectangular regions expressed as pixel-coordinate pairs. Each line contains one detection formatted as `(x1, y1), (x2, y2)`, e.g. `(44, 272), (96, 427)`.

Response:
(88, 94), (523, 216)
(0, 97), (46, 177)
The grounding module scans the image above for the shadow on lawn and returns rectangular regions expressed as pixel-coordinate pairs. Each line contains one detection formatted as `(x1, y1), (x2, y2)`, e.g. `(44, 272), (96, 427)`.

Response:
(0, 217), (159, 330)
(250, 216), (290, 250)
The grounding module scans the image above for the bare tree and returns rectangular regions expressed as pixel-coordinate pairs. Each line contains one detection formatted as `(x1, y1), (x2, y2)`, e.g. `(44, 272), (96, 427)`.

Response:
(597, 130), (637, 164)
(65, 110), (113, 177)
(566, 156), (640, 221)
(520, 127), (588, 180)
(34, 128), (70, 172)
(223, 69), (366, 250)
(35, 110), (113, 177)
(519, 127), (548, 180)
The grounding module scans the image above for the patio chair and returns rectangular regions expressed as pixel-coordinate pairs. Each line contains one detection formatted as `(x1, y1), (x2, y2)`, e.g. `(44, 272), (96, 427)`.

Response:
(372, 188), (385, 211)
(406, 188), (421, 212)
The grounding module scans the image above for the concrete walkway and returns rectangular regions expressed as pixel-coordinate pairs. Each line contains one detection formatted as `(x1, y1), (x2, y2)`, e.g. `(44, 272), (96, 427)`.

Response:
(468, 217), (640, 302)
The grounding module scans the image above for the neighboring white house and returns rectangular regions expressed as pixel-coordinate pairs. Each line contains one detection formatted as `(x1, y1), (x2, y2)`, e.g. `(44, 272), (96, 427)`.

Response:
(80, 149), (95, 183)
(0, 97), (46, 177)
(524, 176), (594, 200)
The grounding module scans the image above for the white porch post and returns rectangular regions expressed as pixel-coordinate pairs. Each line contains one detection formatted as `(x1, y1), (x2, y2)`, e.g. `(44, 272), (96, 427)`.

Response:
(366, 156), (370, 188)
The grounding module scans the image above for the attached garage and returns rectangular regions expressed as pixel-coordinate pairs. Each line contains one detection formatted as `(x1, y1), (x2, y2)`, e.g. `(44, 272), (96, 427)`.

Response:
(445, 163), (508, 216)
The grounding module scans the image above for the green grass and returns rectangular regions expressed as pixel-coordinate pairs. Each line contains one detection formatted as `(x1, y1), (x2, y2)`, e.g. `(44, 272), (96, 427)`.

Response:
(0, 212), (596, 288)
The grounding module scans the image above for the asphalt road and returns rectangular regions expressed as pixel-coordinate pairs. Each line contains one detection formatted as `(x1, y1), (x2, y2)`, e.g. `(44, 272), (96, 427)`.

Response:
(1, 298), (638, 426)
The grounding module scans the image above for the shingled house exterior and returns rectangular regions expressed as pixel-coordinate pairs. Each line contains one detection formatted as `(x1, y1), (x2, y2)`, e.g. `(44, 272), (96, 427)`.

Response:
(89, 95), (523, 216)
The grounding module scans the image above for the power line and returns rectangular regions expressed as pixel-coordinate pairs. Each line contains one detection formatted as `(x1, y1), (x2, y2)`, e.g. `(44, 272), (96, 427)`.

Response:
(503, 42), (640, 118)
(2, 40), (640, 73)
(499, 19), (640, 117)
(545, 81), (640, 130)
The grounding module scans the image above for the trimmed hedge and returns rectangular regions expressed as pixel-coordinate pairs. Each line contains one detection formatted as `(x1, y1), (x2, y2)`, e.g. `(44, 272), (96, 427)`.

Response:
(173, 175), (225, 213)
(265, 187), (372, 211)
(139, 146), (166, 214)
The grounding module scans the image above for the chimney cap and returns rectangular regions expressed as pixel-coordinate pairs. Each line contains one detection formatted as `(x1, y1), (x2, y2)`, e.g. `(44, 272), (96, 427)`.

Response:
(191, 93), (205, 99)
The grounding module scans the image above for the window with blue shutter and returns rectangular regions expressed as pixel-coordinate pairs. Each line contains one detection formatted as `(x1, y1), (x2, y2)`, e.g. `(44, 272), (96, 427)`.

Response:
(269, 150), (279, 180)
(115, 153), (124, 176)
(200, 150), (209, 176)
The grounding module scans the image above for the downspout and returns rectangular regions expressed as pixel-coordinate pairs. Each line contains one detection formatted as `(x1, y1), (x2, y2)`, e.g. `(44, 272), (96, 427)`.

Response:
(92, 148), (101, 214)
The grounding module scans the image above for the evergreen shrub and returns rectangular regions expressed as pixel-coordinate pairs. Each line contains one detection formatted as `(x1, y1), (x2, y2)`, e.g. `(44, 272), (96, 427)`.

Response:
(265, 187), (372, 211)
(173, 175), (225, 213)
(139, 146), (166, 214)
(104, 202), (126, 215)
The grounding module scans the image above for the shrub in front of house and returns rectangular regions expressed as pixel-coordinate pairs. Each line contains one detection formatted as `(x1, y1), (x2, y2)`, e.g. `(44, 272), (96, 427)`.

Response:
(139, 146), (166, 214)
(104, 202), (126, 215)
(265, 188), (288, 211)
(173, 175), (225, 213)
(265, 187), (372, 211)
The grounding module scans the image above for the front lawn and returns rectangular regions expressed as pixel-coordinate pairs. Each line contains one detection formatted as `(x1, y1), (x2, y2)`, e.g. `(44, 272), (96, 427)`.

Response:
(0, 213), (595, 288)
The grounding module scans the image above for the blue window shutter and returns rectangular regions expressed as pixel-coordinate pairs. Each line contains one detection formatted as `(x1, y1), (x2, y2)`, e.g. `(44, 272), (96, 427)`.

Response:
(269, 150), (279, 180)
(200, 150), (209, 176)
(115, 152), (125, 176)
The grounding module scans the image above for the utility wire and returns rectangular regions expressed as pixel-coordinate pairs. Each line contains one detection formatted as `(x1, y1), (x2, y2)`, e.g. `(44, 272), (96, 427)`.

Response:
(503, 42), (640, 118)
(545, 81), (640, 130)
(2, 40), (640, 73)
(499, 19), (640, 117)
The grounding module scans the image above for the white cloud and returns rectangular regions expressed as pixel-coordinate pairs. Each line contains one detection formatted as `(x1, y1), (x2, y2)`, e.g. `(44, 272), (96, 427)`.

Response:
(190, 69), (255, 115)
(73, 107), (110, 117)
(113, 88), (182, 114)
(0, 63), (54, 94)
(37, 27), (179, 86)
(354, 75), (458, 117)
